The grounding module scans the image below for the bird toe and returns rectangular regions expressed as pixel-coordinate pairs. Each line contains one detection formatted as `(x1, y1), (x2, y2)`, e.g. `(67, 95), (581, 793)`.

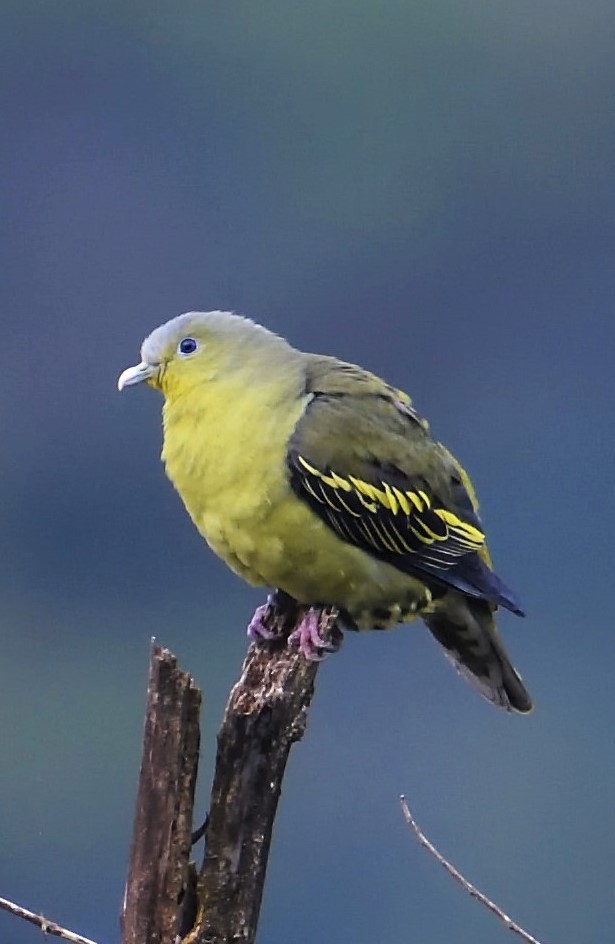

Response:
(288, 606), (343, 661)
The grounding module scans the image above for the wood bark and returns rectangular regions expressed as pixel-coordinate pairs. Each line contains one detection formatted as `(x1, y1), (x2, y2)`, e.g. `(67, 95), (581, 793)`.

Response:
(191, 635), (322, 943)
(123, 604), (332, 944)
(121, 641), (201, 944)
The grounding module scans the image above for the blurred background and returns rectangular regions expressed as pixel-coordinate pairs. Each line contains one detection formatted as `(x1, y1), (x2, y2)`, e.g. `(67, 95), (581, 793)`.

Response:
(1, 2), (614, 942)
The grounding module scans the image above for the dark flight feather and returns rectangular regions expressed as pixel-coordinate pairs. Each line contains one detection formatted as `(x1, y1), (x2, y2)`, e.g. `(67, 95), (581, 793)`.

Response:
(288, 373), (524, 615)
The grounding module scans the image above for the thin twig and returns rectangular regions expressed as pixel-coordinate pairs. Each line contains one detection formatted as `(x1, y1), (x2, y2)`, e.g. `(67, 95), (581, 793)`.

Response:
(399, 795), (544, 944)
(0, 896), (99, 944)
(190, 814), (208, 847)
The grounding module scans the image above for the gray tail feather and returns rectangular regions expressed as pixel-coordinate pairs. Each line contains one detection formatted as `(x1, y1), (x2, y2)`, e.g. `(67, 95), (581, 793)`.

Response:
(423, 595), (533, 713)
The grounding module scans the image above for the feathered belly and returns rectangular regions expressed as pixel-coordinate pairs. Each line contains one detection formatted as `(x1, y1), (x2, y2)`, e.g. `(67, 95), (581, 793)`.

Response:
(162, 408), (428, 629)
(195, 484), (429, 629)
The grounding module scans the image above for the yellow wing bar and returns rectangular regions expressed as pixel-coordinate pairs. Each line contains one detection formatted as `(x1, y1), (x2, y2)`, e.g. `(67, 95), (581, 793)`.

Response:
(293, 455), (485, 566)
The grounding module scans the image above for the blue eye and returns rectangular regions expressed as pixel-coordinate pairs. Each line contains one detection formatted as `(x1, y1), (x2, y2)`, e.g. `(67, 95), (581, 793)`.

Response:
(178, 337), (198, 356)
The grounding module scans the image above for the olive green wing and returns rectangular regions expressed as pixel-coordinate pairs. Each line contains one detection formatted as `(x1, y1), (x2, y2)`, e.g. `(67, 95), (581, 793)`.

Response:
(288, 359), (524, 615)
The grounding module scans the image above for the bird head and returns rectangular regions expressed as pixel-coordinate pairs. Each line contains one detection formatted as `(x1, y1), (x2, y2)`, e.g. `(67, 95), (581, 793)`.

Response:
(118, 310), (289, 399)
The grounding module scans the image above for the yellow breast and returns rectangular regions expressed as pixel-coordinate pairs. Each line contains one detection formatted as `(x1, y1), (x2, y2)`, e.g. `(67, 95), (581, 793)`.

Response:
(161, 376), (305, 581)
(160, 376), (428, 623)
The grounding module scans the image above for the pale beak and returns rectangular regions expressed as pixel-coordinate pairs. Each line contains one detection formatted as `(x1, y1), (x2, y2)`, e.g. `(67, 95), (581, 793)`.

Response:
(117, 361), (157, 391)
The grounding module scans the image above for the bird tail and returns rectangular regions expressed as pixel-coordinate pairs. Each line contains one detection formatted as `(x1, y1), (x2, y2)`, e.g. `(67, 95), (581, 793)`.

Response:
(422, 594), (532, 713)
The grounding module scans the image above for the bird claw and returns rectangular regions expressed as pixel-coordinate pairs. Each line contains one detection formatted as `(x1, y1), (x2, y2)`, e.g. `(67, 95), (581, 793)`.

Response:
(248, 595), (343, 661)
(247, 589), (302, 644)
(246, 595), (286, 642)
(287, 607), (343, 661)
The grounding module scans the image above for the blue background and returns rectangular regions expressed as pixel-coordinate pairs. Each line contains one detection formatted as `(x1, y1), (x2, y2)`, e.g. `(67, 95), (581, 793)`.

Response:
(1, 3), (614, 942)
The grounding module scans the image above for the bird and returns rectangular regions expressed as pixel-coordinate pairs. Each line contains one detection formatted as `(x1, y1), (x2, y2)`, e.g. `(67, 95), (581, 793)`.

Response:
(118, 310), (532, 713)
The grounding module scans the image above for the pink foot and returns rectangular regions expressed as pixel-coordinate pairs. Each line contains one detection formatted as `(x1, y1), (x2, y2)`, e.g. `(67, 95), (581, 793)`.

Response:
(246, 595), (285, 642)
(287, 607), (342, 661)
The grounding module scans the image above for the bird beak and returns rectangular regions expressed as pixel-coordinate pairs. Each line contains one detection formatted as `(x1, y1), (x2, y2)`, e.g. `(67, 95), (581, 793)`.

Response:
(117, 361), (157, 391)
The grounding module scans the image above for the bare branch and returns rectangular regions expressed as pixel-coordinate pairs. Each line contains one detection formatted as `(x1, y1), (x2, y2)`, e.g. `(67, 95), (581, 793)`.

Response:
(400, 796), (544, 944)
(0, 896), (99, 944)
(189, 607), (335, 944)
(1, 617), (329, 944)
(121, 641), (201, 944)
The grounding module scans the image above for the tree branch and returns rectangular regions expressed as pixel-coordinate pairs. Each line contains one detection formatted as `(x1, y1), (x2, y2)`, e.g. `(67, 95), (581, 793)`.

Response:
(0, 638), (547, 944)
(0, 896), (99, 944)
(400, 795), (544, 944)
(188, 620), (330, 944)
(121, 641), (201, 944)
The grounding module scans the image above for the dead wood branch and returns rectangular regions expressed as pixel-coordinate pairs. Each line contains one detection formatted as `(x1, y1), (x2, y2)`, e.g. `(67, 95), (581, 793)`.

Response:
(121, 641), (201, 944)
(0, 895), (99, 944)
(123, 605), (331, 944)
(400, 795), (544, 944)
(189, 627), (327, 943)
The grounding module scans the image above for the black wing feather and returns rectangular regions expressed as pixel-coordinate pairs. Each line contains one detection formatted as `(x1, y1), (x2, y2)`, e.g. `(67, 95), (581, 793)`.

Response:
(288, 443), (525, 617)
(288, 449), (523, 614)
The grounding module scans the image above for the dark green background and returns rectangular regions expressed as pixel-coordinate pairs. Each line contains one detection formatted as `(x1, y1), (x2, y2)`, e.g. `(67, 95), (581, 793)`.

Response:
(1, 3), (613, 942)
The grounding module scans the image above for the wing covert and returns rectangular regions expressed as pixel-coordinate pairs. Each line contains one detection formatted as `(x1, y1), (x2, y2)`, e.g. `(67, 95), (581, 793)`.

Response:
(287, 377), (524, 615)
(288, 451), (485, 572)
